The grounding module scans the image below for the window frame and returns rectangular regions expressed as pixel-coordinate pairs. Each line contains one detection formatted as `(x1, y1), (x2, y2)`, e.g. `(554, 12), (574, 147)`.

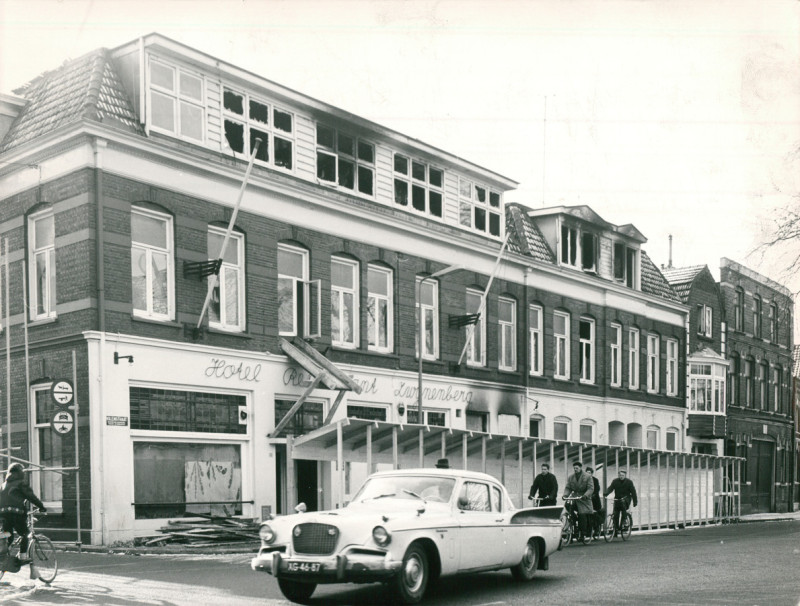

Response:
(148, 57), (205, 143)
(772, 366), (781, 413)
(628, 328), (640, 389)
(647, 334), (660, 394)
(28, 208), (57, 321)
(367, 264), (393, 353)
(579, 421), (594, 444)
(529, 304), (543, 376)
(330, 256), (360, 349)
(316, 124), (375, 196)
(498, 296), (517, 371)
(458, 178), (503, 238)
(416, 276), (440, 361)
(207, 226), (245, 332)
(743, 357), (753, 407)
(753, 295), (762, 338)
(758, 360), (768, 410)
(131, 206), (175, 322)
(466, 288), (486, 367)
(613, 241), (639, 289)
(578, 317), (595, 383)
(553, 416), (570, 441)
(554, 311), (570, 380)
(278, 243), (320, 338)
(394, 154), (444, 219)
(31, 384), (63, 511)
(610, 323), (622, 387)
(697, 304), (713, 338)
(734, 287), (744, 331)
(646, 426), (659, 450)
(666, 338), (678, 396)
(666, 429), (678, 451)
(769, 303), (777, 342)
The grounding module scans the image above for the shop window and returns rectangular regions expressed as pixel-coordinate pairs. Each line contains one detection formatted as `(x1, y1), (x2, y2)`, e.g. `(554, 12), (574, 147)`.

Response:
(331, 257), (359, 348)
(208, 227), (245, 332)
(367, 265), (393, 353)
(407, 408), (448, 427)
(28, 209), (56, 321)
(666, 338), (679, 396)
(394, 154), (443, 218)
(498, 297), (516, 371)
(31, 387), (62, 509)
(130, 387), (247, 434)
(628, 328), (640, 389)
(529, 305), (543, 376)
(416, 276), (439, 360)
(554, 311), (570, 380)
(646, 334), (660, 393)
(466, 289), (486, 366)
(316, 125), (374, 195)
(346, 404), (387, 421)
(133, 442), (242, 519)
(223, 87), (293, 169)
(458, 178), (502, 237)
(132, 207), (174, 321)
(609, 323), (622, 387)
(579, 317), (595, 383)
(278, 243), (320, 338)
(149, 58), (204, 142)
(274, 399), (323, 436)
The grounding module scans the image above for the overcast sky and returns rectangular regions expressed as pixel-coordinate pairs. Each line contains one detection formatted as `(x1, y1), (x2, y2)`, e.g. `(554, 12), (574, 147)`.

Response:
(2, 0), (799, 337)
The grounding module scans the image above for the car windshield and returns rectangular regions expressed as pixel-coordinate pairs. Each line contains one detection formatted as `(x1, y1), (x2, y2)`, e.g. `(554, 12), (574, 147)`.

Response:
(353, 476), (457, 504)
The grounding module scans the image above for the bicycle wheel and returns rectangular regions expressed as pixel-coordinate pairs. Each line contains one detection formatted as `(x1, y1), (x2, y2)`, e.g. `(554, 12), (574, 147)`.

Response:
(559, 513), (572, 549)
(621, 513), (633, 541)
(604, 513), (615, 542)
(28, 535), (57, 583)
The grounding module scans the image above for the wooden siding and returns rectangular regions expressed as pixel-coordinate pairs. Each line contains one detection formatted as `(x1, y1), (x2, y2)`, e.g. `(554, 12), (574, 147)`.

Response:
(294, 113), (316, 181)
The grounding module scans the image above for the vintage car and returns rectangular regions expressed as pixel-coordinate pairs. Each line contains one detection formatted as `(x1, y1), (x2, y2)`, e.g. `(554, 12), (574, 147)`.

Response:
(251, 468), (563, 604)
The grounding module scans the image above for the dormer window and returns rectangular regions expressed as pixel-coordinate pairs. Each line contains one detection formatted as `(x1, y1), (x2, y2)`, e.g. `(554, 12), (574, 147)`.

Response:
(560, 225), (578, 267)
(560, 224), (597, 273)
(459, 179), (502, 237)
(316, 125), (375, 196)
(613, 241), (638, 289)
(148, 58), (204, 143)
(394, 155), (443, 218)
(222, 88), (293, 170)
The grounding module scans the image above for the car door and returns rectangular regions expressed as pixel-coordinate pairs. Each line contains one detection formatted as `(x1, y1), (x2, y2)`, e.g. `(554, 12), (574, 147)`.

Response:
(456, 481), (505, 571)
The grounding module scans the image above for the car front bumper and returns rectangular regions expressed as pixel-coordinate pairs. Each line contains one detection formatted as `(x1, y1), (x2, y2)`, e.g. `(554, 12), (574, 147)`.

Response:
(251, 549), (403, 584)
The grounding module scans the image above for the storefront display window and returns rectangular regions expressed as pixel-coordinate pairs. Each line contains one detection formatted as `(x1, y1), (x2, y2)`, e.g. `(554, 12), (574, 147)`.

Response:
(274, 399), (323, 436)
(130, 387), (246, 434)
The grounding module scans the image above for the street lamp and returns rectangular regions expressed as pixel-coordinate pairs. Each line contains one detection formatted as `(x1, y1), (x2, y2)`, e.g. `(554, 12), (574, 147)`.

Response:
(417, 265), (463, 422)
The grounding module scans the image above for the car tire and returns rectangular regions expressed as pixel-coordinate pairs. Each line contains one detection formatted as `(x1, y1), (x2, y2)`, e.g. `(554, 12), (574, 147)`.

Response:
(559, 513), (572, 549)
(510, 539), (539, 581)
(394, 543), (429, 604)
(277, 578), (317, 604)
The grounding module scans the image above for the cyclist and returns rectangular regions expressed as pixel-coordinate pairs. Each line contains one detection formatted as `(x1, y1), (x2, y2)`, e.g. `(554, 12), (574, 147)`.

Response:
(562, 460), (593, 542)
(528, 462), (558, 506)
(585, 466), (603, 539)
(603, 468), (637, 536)
(0, 463), (47, 564)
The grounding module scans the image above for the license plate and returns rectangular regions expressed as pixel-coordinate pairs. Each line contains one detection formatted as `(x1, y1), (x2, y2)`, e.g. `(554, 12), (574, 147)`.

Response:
(286, 561), (322, 573)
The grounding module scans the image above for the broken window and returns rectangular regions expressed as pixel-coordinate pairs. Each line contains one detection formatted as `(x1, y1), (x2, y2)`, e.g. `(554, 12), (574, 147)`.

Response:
(394, 155), (443, 217)
(316, 124), (374, 195)
(581, 231), (597, 272)
(222, 88), (293, 170)
(457, 177), (502, 237)
(613, 242), (638, 288)
(560, 225), (577, 267)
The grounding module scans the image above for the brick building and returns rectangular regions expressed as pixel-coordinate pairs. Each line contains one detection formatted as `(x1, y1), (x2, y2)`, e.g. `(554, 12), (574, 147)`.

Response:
(0, 34), (734, 543)
(792, 345), (799, 509)
(720, 259), (794, 513)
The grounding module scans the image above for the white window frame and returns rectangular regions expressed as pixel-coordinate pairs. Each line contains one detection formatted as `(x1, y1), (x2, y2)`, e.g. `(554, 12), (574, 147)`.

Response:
(278, 244), (320, 338)
(628, 328), (640, 389)
(466, 289), (486, 367)
(554, 311), (570, 380)
(579, 317), (595, 383)
(647, 334), (660, 393)
(131, 207), (174, 321)
(147, 57), (205, 143)
(416, 276), (439, 360)
(610, 323), (622, 387)
(394, 154), (444, 219)
(753, 295), (762, 338)
(208, 226), (245, 332)
(458, 178), (503, 238)
(769, 303), (777, 342)
(31, 384), (63, 511)
(331, 257), (359, 348)
(498, 297), (516, 371)
(666, 338), (678, 396)
(758, 361), (768, 410)
(222, 86), (294, 171)
(553, 416), (570, 442)
(316, 124), (375, 196)
(28, 209), (56, 321)
(367, 265), (393, 353)
(772, 366), (781, 413)
(697, 304), (713, 337)
(529, 305), (543, 376)
(560, 223), (578, 268)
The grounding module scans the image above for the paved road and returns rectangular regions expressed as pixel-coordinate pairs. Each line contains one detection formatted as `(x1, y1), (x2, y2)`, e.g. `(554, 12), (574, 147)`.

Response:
(1, 521), (798, 605)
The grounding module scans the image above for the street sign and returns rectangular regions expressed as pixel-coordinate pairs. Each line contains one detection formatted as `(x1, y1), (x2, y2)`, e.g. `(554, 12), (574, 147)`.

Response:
(51, 379), (75, 407)
(50, 410), (74, 436)
(106, 416), (128, 427)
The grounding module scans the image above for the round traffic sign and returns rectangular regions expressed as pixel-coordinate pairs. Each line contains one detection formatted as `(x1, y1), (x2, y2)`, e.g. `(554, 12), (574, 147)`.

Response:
(51, 380), (74, 406)
(50, 410), (74, 436)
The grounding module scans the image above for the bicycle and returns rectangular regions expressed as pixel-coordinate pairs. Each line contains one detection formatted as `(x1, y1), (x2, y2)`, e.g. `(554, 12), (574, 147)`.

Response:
(603, 497), (633, 542)
(0, 507), (58, 583)
(561, 496), (591, 546)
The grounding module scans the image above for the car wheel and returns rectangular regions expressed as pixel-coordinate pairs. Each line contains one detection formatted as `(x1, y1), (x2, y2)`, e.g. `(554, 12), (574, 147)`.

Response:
(277, 579), (317, 604)
(394, 543), (429, 604)
(559, 513), (572, 549)
(510, 539), (539, 581)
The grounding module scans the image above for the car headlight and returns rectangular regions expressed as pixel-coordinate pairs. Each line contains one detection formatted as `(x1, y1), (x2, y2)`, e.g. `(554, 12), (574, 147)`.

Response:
(260, 524), (276, 544)
(372, 525), (391, 547)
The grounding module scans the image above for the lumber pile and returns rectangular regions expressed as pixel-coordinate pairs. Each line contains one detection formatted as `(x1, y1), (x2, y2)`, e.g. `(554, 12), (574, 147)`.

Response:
(140, 514), (261, 547)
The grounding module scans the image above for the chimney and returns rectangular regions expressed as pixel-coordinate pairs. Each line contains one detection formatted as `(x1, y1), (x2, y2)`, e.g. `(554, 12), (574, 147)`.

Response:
(668, 234), (673, 269)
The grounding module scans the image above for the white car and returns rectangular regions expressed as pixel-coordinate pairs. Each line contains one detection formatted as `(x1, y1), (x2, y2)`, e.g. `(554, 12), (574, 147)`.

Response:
(251, 468), (563, 604)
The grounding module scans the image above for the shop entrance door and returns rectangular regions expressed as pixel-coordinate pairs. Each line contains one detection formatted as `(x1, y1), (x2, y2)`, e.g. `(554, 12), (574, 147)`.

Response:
(749, 440), (774, 513)
(296, 460), (319, 512)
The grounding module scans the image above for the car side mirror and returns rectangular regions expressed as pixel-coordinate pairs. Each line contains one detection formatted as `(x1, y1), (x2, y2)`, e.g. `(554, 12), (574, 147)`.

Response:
(457, 496), (469, 511)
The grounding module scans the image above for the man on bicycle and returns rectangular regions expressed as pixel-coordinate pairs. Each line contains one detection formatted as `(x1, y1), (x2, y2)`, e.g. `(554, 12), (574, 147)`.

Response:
(562, 461), (593, 542)
(528, 463), (558, 506)
(0, 463), (47, 562)
(603, 468), (637, 535)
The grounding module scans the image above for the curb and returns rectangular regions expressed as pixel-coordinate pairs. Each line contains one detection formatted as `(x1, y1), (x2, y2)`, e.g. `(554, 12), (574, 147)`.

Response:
(56, 542), (260, 556)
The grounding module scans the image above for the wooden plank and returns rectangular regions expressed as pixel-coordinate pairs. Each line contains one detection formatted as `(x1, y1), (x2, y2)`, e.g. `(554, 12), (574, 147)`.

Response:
(282, 338), (363, 393)
(270, 374), (324, 437)
(323, 390), (347, 425)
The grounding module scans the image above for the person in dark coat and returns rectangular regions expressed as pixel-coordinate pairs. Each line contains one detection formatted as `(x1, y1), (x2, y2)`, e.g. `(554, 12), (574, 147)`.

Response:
(528, 463), (558, 506)
(562, 461), (593, 541)
(0, 463), (46, 557)
(585, 467), (603, 539)
(603, 468), (637, 535)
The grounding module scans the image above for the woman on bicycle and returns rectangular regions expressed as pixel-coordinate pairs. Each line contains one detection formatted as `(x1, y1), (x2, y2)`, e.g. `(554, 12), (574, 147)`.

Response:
(0, 463), (47, 559)
(603, 468), (637, 535)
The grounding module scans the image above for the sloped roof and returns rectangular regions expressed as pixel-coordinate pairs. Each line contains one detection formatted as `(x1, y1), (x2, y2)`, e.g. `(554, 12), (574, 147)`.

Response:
(505, 203), (555, 263)
(1, 48), (143, 153)
(641, 252), (681, 303)
(661, 265), (706, 304)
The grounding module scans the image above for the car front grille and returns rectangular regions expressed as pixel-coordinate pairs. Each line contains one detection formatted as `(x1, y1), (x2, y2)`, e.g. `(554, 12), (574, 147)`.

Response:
(292, 523), (339, 555)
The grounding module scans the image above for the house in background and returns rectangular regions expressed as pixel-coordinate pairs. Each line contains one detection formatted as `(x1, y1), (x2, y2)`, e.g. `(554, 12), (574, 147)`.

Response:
(792, 345), (800, 510)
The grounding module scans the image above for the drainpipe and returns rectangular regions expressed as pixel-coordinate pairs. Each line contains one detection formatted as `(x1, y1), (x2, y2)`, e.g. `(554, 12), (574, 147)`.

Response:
(94, 138), (107, 543)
